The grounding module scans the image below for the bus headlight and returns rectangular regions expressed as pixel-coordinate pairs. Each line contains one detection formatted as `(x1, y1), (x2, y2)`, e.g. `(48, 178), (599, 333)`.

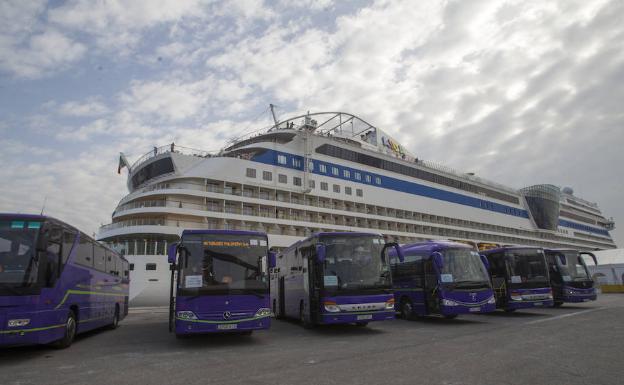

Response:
(255, 308), (271, 317)
(385, 299), (395, 310)
(510, 291), (523, 301)
(8, 319), (30, 327)
(442, 299), (458, 306)
(176, 311), (198, 320)
(323, 301), (341, 313)
(487, 296), (496, 304)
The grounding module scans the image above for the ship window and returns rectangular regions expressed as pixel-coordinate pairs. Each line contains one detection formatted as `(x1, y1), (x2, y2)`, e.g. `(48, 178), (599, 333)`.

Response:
(354, 172), (361, 180)
(277, 155), (287, 165)
(146, 263), (157, 271)
(308, 161), (314, 171)
(333, 184), (340, 193)
(343, 169), (351, 178)
(365, 175), (372, 183)
(319, 164), (327, 173)
(345, 187), (352, 195)
(309, 180), (315, 189)
(332, 167), (339, 176)
(321, 182), (328, 191)
(375, 177), (382, 185)
(356, 189), (363, 197)
(246, 168), (256, 178)
(131, 157), (175, 189)
(129, 263), (135, 271)
(292, 158), (302, 168)
(293, 177), (302, 186)
(263, 171), (272, 181)
(278, 174), (287, 184)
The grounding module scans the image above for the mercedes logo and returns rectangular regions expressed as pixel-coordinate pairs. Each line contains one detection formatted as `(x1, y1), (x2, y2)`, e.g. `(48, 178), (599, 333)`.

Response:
(470, 293), (477, 301)
(223, 311), (232, 320)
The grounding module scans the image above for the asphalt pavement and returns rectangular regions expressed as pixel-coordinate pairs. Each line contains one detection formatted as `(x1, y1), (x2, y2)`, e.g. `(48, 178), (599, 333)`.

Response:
(1, 295), (623, 385)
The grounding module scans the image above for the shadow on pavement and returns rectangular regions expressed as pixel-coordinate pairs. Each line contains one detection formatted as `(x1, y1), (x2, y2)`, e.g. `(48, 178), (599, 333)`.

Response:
(480, 310), (549, 318)
(397, 315), (486, 325)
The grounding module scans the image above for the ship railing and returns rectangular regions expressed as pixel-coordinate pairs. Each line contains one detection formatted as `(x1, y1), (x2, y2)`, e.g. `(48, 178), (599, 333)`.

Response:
(130, 144), (218, 171)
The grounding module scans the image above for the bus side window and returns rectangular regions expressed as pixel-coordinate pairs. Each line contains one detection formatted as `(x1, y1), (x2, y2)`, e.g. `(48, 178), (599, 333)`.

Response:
(93, 243), (106, 272)
(61, 230), (76, 265)
(75, 234), (94, 267)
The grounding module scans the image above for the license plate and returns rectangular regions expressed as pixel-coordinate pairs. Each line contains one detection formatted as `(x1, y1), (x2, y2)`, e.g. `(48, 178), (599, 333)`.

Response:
(534, 302), (542, 306)
(357, 314), (373, 320)
(469, 307), (480, 312)
(217, 324), (238, 330)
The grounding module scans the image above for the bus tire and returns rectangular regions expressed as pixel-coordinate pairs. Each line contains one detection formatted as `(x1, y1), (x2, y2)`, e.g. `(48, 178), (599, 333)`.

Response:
(443, 314), (458, 320)
(108, 305), (120, 330)
(54, 310), (77, 349)
(504, 308), (516, 313)
(400, 298), (415, 320)
(354, 322), (368, 327)
(240, 330), (253, 336)
(553, 301), (563, 307)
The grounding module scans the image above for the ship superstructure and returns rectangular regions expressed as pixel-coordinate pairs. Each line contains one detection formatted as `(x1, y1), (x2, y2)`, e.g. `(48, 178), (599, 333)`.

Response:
(97, 112), (616, 305)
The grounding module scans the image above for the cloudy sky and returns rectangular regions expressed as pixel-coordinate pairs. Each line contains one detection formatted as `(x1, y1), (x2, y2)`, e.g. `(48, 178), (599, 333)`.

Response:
(1, 0), (622, 246)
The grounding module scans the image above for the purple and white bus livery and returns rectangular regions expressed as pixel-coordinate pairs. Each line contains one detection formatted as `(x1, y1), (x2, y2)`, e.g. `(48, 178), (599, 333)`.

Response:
(270, 232), (403, 328)
(168, 230), (273, 337)
(391, 241), (495, 319)
(1, 214), (129, 348)
(481, 246), (554, 311)
(543, 249), (597, 306)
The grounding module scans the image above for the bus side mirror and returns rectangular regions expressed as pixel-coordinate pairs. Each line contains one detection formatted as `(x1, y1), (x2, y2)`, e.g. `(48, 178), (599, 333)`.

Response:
(480, 254), (490, 270)
(167, 243), (178, 265)
(580, 252), (598, 266)
(268, 251), (277, 268)
(431, 252), (444, 271)
(385, 242), (404, 263)
(316, 243), (326, 263)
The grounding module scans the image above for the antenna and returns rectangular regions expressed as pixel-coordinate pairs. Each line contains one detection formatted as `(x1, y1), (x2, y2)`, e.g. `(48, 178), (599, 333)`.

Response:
(269, 104), (279, 129)
(40, 196), (48, 215)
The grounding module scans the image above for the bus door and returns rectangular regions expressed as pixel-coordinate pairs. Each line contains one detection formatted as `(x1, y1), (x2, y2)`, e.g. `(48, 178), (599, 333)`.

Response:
(487, 253), (507, 307)
(305, 245), (322, 323)
(278, 276), (286, 317)
(423, 258), (440, 313)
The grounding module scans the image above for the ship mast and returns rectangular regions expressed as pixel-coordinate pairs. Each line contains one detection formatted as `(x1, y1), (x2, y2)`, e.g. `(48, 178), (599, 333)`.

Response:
(269, 104), (279, 129)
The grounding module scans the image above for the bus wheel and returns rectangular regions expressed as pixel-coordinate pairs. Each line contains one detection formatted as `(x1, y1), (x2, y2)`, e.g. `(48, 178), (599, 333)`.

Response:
(354, 322), (368, 327)
(443, 314), (458, 320)
(240, 330), (253, 336)
(109, 306), (120, 330)
(54, 311), (77, 349)
(401, 299), (414, 320)
(504, 308), (516, 313)
(553, 301), (563, 308)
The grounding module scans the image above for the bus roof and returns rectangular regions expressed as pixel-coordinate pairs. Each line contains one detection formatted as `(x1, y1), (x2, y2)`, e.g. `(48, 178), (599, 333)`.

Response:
(0, 213), (47, 221)
(181, 229), (267, 237)
(401, 240), (473, 254)
(481, 246), (543, 254)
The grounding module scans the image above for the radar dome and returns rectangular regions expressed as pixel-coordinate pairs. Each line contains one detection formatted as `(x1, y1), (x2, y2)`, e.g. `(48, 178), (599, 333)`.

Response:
(562, 187), (574, 195)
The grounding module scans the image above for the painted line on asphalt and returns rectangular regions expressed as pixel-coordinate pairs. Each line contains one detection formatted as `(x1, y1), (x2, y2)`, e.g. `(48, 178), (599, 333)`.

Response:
(524, 307), (605, 325)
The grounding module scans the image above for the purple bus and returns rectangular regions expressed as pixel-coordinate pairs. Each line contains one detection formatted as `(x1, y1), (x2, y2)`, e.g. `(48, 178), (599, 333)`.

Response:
(270, 232), (403, 327)
(1, 214), (129, 348)
(391, 241), (495, 319)
(481, 246), (554, 311)
(543, 249), (597, 306)
(167, 230), (273, 337)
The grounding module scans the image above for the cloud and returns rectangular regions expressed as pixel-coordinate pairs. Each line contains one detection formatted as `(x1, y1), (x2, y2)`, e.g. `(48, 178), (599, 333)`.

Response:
(59, 99), (110, 117)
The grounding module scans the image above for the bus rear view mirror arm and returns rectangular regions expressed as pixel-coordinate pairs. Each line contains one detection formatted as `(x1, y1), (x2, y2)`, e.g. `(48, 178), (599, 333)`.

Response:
(167, 243), (179, 265)
(431, 252), (444, 271)
(579, 251), (598, 266)
(316, 243), (326, 263)
(384, 242), (404, 263)
(479, 254), (490, 270)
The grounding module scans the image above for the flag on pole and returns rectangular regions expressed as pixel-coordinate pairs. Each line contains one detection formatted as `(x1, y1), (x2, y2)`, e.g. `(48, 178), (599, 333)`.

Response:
(118, 152), (130, 174)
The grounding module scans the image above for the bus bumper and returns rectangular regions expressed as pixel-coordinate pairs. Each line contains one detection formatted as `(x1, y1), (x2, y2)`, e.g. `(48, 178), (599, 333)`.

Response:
(506, 299), (554, 310)
(561, 289), (597, 303)
(440, 302), (497, 316)
(0, 311), (66, 347)
(320, 310), (395, 324)
(175, 316), (270, 335)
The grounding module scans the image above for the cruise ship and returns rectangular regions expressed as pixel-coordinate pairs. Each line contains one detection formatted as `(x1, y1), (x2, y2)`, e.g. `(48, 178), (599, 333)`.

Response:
(97, 111), (617, 306)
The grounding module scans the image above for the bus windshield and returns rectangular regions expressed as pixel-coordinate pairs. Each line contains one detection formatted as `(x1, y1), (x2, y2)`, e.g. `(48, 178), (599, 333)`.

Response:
(505, 249), (549, 284)
(0, 220), (41, 288)
(321, 235), (390, 292)
(178, 234), (269, 295)
(556, 251), (591, 281)
(440, 248), (490, 286)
